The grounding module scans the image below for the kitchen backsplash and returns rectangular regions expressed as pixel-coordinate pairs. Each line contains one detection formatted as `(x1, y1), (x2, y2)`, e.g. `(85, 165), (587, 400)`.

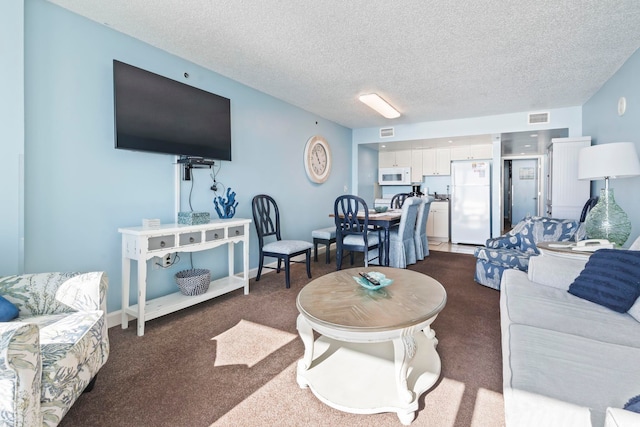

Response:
(380, 175), (451, 198)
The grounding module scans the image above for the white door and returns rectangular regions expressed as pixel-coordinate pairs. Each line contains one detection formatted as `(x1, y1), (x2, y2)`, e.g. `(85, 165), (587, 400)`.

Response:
(511, 159), (538, 223)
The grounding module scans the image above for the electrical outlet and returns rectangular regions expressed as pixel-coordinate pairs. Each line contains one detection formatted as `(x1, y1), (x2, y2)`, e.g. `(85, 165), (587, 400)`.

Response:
(162, 253), (172, 267)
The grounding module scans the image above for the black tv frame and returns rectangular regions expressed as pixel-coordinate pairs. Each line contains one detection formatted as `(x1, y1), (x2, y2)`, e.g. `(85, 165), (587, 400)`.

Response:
(113, 60), (232, 165)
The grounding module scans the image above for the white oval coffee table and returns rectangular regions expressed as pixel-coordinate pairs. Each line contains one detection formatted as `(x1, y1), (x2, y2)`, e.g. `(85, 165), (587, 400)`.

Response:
(296, 267), (447, 425)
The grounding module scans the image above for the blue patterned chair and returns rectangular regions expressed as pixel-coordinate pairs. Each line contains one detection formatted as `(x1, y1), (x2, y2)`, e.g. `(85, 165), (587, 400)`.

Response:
(474, 216), (579, 290)
(0, 271), (109, 426)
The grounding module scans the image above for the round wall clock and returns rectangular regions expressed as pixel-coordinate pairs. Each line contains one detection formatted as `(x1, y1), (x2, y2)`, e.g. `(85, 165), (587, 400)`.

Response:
(303, 135), (332, 183)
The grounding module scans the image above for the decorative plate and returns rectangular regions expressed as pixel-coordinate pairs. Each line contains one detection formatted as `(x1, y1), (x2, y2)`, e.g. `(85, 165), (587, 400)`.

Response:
(352, 271), (394, 290)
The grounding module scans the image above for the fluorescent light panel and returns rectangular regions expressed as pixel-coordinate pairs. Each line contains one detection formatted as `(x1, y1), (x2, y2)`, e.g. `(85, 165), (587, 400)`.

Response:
(359, 93), (400, 119)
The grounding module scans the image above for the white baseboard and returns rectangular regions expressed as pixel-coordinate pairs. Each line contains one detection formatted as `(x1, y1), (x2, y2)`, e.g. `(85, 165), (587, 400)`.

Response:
(107, 244), (332, 329)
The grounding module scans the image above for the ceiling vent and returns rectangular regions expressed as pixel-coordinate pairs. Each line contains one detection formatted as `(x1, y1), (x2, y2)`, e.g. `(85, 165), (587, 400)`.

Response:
(380, 127), (394, 138)
(528, 112), (550, 125)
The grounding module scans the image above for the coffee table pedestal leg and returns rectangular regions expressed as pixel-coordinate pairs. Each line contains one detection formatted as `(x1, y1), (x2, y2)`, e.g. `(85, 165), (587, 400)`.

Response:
(296, 322), (441, 425)
(296, 314), (315, 371)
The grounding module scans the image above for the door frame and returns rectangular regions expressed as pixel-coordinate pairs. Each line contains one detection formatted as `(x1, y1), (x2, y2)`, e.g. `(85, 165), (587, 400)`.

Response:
(501, 155), (544, 232)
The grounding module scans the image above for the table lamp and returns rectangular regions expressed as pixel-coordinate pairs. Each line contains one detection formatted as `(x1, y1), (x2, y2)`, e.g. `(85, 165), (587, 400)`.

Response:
(577, 142), (640, 246)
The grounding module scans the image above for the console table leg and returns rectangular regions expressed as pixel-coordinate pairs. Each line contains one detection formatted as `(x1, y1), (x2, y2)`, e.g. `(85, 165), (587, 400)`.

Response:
(136, 260), (147, 337)
(393, 335), (416, 404)
(121, 256), (130, 330)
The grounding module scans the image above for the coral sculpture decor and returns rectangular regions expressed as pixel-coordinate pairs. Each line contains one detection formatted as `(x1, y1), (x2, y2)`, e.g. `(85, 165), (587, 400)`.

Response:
(214, 188), (238, 219)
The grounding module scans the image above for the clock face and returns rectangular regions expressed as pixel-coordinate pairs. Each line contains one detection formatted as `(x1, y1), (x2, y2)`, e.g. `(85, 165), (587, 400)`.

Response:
(304, 136), (332, 183)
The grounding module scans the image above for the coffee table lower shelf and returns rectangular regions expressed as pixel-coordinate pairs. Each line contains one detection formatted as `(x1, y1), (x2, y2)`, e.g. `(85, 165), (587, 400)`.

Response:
(296, 331), (441, 425)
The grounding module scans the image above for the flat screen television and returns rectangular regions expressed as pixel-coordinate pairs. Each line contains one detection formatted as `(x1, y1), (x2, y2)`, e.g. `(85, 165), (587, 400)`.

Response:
(113, 60), (231, 161)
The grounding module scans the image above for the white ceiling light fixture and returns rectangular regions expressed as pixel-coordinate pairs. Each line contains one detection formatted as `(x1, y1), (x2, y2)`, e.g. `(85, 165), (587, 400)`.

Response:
(359, 94), (401, 119)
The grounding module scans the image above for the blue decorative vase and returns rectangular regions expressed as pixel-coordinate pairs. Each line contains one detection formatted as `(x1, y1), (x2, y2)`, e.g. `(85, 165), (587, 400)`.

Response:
(214, 188), (238, 219)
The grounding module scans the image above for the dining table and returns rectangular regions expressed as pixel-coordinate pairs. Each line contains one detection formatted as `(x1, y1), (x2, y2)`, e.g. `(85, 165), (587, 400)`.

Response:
(331, 209), (402, 267)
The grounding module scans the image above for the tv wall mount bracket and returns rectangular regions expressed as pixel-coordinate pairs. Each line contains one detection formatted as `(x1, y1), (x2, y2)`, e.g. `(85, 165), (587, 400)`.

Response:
(178, 156), (215, 181)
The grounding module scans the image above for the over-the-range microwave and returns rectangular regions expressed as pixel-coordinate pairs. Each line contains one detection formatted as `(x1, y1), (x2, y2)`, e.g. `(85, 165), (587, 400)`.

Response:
(378, 167), (412, 185)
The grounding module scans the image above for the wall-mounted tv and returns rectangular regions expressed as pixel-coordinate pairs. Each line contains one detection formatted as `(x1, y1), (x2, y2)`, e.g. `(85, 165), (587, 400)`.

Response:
(113, 60), (231, 161)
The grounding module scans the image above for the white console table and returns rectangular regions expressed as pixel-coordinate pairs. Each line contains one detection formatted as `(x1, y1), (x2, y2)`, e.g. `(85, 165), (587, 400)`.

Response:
(118, 218), (251, 336)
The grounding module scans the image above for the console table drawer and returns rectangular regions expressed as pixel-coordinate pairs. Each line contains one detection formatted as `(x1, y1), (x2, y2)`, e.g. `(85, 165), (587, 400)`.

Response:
(205, 228), (225, 241)
(179, 231), (202, 246)
(229, 226), (244, 237)
(148, 235), (175, 251)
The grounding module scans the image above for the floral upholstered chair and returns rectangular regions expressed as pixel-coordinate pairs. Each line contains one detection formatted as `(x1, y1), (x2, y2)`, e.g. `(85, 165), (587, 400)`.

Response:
(474, 216), (579, 290)
(0, 271), (109, 426)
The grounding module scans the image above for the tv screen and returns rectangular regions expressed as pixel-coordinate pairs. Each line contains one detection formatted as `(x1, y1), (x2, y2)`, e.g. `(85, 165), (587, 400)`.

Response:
(113, 60), (231, 161)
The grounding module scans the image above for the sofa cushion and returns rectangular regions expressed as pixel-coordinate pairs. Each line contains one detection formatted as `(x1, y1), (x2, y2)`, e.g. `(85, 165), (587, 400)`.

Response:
(568, 249), (640, 313)
(527, 255), (588, 291)
(506, 323), (640, 427)
(0, 295), (19, 321)
(606, 407), (640, 427)
(628, 298), (640, 323)
(502, 270), (640, 348)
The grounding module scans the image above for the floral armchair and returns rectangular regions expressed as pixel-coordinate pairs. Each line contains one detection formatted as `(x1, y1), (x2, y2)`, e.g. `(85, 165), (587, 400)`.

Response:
(474, 216), (580, 290)
(0, 272), (109, 426)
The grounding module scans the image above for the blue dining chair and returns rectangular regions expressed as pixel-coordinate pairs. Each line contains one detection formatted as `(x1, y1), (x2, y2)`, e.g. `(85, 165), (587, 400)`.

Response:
(371, 197), (421, 268)
(390, 193), (410, 209)
(414, 197), (434, 260)
(334, 195), (382, 270)
(252, 194), (313, 288)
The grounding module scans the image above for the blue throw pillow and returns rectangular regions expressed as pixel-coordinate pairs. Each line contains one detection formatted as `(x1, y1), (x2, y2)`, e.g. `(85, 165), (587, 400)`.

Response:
(624, 394), (640, 413)
(568, 249), (640, 313)
(0, 295), (19, 321)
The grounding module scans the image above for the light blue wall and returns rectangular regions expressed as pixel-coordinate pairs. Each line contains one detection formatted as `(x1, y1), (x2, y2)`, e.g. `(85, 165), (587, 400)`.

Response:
(21, 0), (351, 312)
(583, 48), (640, 247)
(356, 145), (378, 207)
(0, 1), (24, 275)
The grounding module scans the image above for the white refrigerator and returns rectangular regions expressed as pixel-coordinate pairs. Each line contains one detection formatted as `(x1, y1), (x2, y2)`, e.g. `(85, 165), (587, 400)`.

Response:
(451, 160), (491, 244)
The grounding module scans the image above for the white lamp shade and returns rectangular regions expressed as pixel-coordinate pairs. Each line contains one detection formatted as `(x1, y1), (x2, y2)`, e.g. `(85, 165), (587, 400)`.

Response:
(578, 142), (640, 180)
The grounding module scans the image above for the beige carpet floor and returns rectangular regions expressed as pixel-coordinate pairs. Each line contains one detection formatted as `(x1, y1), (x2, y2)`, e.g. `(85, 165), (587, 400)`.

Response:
(60, 251), (504, 427)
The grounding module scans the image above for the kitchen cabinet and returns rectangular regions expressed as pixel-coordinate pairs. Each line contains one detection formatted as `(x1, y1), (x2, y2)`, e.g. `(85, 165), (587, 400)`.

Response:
(410, 149), (423, 182)
(427, 201), (449, 241)
(450, 144), (493, 161)
(546, 137), (591, 220)
(379, 150), (411, 168)
(422, 148), (451, 176)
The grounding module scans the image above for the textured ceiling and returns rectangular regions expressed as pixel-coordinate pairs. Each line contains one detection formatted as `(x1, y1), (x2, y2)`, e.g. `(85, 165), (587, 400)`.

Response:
(47, 0), (640, 129)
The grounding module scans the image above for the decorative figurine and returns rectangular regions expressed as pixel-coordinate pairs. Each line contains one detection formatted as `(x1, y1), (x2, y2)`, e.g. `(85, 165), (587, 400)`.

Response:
(214, 188), (238, 219)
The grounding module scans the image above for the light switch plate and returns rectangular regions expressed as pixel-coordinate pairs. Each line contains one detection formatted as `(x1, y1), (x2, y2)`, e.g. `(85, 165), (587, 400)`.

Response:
(618, 96), (627, 116)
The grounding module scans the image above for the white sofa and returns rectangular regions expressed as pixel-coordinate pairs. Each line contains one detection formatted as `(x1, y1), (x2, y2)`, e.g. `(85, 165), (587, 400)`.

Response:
(500, 253), (640, 426)
(0, 272), (109, 426)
